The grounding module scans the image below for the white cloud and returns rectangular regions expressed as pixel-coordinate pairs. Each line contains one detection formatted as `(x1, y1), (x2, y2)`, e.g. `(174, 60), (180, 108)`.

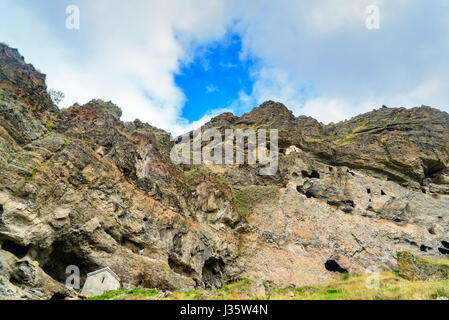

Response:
(1, 0), (448, 133)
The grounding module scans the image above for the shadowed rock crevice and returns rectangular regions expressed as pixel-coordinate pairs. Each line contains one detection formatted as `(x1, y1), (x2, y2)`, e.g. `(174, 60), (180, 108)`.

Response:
(202, 257), (225, 289)
(325, 260), (348, 274)
(41, 241), (94, 283)
(302, 170), (320, 179)
(1, 240), (30, 259)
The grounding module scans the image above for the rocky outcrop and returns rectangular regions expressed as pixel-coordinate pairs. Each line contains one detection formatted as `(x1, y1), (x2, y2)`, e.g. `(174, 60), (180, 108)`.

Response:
(1, 44), (449, 299)
(0, 44), (58, 121)
(398, 251), (449, 281)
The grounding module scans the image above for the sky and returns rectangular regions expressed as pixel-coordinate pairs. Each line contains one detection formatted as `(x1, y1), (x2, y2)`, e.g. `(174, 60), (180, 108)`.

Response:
(0, 0), (448, 135)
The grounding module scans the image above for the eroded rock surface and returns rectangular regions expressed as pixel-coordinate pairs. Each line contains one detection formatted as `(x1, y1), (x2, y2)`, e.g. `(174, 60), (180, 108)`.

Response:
(1, 43), (449, 298)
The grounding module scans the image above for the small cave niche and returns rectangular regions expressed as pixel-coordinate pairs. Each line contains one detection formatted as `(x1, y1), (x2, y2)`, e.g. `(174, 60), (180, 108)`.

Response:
(305, 191), (316, 199)
(168, 255), (197, 279)
(420, 245), (432, 252)
(42, 241), (92, 283)
(441, 241), (449, 249)
(0, 203), (3, 216)
(381, 190), (386, 196)
(50, 292), (68, 300)
(1, 240), (30, 259)
(302, 170), (320, 179)
(366, 188), (371, 194)
(428, 227), (436, 235)
(296, 186), (316, 199)
(292, 172), (299, 178)
(202, 258), (225, 289)
(325, 260), (348, 274)
(438, 248), (449, 255)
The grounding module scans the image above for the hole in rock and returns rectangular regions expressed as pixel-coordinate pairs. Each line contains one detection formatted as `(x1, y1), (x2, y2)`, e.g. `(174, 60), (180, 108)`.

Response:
(381, 190), (386, 196)
(1, 240), (30, 259)
(305, 191), (316, 199)
(442, 241), (449, 249)
(366, 188), (371, 194)
(50, 292), (67, 300)
(42, 241), (93, 283)
(202, 258), (225, 289)
(0, 204), (3, 216)
(420, 245), (432, 252)
(438, 248), (449, 255)
(325, 260), (348, 274)
(302, 170), (320, 179)
(292, 172), (299, 178)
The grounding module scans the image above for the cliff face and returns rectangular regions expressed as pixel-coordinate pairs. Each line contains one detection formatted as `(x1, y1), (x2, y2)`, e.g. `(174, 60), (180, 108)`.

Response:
(0, 44), (449, 299)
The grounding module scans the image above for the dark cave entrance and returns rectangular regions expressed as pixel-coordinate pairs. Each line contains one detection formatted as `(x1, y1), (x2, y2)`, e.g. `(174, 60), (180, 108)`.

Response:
(41, 240), (93, 283)
(1, 240), (30, 259)
(302, 170), (320, 179)
(325, 260), (348, 274)
(202, 257), (225, 289)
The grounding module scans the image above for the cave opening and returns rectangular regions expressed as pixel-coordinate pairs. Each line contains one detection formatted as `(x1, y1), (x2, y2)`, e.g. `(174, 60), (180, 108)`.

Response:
(50, 292), (68, 300)
(1, 240), (30, 259)
(202, 257), (225, 289)
(42, 241), (93, 283)
(302, 170), (320, 179)
(420, 245), (432, 252)
(442, 241), (449, 249)
(0, 203), (3, 216)
(325, 260), (348, 274)
(438, 248), (449, 255)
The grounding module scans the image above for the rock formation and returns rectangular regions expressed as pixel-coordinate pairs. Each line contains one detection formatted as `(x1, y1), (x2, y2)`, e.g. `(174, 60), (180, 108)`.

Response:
(1, 43), (449, 299)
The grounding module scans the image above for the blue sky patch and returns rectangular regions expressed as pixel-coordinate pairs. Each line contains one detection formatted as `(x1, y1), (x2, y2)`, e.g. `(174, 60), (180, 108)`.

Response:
(175, 33), (255, 122)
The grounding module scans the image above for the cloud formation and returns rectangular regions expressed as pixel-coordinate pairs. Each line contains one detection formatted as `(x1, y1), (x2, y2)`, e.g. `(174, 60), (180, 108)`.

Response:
(1, 0), (448, 134)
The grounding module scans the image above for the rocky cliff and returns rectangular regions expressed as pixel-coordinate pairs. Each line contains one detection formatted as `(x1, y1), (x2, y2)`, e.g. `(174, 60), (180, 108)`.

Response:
(1, 44), (448, 299)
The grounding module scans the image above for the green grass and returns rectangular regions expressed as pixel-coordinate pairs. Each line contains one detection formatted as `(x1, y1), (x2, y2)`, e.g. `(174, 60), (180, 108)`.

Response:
(88, 288), (159, 300)
(232, 185), (278, 218)
(90, 272), (449, 300)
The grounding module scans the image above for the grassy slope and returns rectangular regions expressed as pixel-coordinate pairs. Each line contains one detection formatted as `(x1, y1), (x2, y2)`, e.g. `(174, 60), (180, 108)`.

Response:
(88, 272), (449, 300)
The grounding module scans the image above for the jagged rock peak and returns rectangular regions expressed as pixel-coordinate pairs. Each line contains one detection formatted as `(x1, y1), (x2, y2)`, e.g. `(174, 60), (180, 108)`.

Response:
(243, 100), (294, 118)
(206, 112), (238, 128)
(65, 99), (122, 121)
(0, 43), (57, 118)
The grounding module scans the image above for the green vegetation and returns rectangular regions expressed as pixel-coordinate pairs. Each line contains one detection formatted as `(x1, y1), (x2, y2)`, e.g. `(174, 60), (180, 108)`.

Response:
(88, 288), (159, 300)
(89, 272), (449, 300)
(232, 185), (278, 218)
(48, 89), (65, 105)
(358, 120), (369, 127)
(46, 121), (54, 132)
